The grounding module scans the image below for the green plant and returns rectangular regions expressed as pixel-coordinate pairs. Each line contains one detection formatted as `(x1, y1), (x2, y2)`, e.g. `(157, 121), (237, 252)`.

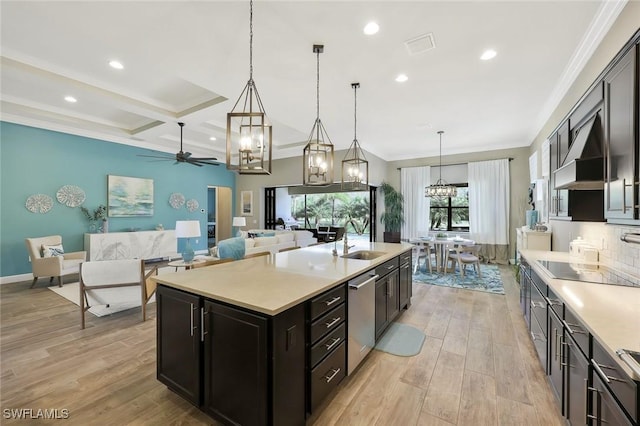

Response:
(379, 182), (404, 233)
(81, 204), (107, 221)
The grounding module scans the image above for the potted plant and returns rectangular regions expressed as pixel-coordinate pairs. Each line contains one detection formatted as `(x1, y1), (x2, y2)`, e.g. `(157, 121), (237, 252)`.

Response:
(81, 204), (107, 233)
(379, 182), (404, 243)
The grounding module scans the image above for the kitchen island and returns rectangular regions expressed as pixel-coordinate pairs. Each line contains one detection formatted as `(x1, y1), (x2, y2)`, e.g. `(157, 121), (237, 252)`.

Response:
(152, 241), (413, 426)
(519, 249), (640, 425)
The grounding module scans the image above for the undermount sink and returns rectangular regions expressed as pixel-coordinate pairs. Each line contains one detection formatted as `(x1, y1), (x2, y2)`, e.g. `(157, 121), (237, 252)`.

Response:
(341, 250), (386, 260)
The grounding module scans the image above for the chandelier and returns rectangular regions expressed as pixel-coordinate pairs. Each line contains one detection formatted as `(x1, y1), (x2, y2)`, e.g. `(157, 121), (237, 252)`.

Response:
(341, 82), (368, 191)
(425, 131), (457, 198)
(226, 0), (272, 175)
(303, 44), (334, 186)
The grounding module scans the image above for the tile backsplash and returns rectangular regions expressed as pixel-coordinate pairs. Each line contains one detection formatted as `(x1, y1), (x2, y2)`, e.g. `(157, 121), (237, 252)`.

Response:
(549, 220), (640, 278)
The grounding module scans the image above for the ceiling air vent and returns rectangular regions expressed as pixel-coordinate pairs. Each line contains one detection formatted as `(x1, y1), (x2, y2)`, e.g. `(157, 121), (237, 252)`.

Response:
(404, 33), (436, 55)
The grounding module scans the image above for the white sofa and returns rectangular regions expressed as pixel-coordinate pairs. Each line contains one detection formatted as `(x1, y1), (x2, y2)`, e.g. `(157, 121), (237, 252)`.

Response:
(243, 229), (317, 256)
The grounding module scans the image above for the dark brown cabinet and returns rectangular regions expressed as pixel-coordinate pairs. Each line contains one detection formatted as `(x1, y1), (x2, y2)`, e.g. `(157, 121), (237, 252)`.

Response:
(604, 45), (638, 222)
(202, 300), (268, 425)
(156, 285), (202, 406)
(157, 285), (306, 426)
(549, 121), (571, 218)
(375, 268), (399, 340)
(548, 307), (564, 410)
(565, 334), (589, 426)
(591, 371), (634, 426)
(398, 250), (412, 310)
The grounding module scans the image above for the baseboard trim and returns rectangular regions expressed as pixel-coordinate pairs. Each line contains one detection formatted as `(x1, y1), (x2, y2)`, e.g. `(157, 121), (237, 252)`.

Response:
(1, 273), (33, 285)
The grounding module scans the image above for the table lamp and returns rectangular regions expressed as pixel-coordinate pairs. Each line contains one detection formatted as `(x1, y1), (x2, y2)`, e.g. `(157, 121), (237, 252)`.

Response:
(232, 216), (246, 237)
(175, 220), (201, 263)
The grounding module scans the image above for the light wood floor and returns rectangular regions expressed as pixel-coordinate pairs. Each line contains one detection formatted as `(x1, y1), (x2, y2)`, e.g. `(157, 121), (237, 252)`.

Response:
(0, 266), (563, 425)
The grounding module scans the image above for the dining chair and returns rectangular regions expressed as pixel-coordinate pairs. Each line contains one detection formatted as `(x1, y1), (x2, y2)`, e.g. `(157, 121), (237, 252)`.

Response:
(412, 242), (435, 273)
(447, 244), (482, 277)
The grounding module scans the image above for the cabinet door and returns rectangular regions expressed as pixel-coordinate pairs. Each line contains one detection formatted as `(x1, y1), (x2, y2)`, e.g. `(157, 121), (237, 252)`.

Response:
(387, 270), (400, 323)
(565, 335), (589, 426)
(548, 308), (564, 412)
(156, 285), (202, 406)
(591, 372), (632, 426)
(556, 121), (570, 217)
(605, 46), (637, 220)
(375, 276), (389, 340)
(399, 261), (411, 310)
(549, 132), (560, 217)
(202, 300), (268, 426)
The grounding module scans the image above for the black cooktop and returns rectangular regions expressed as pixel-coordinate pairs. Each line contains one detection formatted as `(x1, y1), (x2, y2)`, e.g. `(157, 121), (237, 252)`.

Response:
(537, 260), (636, 286)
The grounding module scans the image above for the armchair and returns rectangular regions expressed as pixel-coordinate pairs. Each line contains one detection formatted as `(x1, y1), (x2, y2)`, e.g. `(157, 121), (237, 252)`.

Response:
(25, 235), (86, 288)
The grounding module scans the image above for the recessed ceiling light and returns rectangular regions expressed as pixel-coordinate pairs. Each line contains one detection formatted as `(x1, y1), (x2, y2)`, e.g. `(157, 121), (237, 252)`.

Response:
(109, 60), (124, 70)
(64, 96), (77, 103)
(363, 22), (379, 35)
(395, 74), (408, 83)
(209, 136), (217, 141)
(480, 49), (497, 61)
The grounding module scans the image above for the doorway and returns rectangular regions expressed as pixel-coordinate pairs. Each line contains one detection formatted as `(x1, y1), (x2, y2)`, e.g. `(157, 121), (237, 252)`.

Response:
(207, 186), (232, 247)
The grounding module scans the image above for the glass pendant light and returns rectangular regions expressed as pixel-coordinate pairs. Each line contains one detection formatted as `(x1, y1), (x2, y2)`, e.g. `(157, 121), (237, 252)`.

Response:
(226, 0), (272, 174)
(302, 44), (334, 186)
(341, 82), (368, 191)
(425, 131), (458, 198)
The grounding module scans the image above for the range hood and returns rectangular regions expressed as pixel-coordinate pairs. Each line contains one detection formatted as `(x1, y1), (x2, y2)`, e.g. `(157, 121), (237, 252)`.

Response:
(553, 114), (604, 190)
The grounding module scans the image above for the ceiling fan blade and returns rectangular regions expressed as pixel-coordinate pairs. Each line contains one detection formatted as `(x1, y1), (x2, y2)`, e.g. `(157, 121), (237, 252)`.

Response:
(137, 153), (174, 159)
(190, 156), (218, 161)
(188, 159), (218, 166)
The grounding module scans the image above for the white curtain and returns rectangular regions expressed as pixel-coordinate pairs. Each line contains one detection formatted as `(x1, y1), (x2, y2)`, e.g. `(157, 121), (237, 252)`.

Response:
(401, 166), (430, 241)
(468, 159), (510, 263)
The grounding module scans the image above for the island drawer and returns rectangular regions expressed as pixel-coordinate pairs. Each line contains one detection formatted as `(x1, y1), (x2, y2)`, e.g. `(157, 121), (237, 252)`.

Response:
(563, 306), (588, 357)
(310, 341), (346, 412)
(592, 338), (637, 423)
(546, 287), (563, 318)
(376, 257), (399, 276)
(310, 284), (346, 320)
(399, 251), (411, 266)
(310, 323), (345, 367)
(311, 304), (346, 343)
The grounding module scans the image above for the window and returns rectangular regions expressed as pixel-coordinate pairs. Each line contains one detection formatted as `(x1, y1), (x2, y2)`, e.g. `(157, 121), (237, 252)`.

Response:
(430, 184), (469, 231)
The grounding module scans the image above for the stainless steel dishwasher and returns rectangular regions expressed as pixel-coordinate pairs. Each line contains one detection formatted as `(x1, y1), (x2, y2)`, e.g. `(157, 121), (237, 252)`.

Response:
(347, 271), (379, 375)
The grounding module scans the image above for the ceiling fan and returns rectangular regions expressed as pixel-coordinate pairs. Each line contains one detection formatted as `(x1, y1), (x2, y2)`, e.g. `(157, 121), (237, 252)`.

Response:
(138, 122), (219, 167)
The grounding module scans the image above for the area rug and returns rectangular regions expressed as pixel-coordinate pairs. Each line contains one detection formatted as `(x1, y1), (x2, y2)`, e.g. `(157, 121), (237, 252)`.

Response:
(412, 263), (505, 295)
(374, 323), (426, 357)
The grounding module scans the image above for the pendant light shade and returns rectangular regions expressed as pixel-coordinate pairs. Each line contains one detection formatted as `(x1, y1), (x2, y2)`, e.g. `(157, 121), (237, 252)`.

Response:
(226, 0), (272, 175)
(303, 44), (334, 186)
(341, 83), (368, 191)
(425, 131), (458, 198)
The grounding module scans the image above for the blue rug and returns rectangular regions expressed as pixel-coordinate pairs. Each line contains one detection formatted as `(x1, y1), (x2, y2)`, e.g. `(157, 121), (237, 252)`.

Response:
(413, 263), (505, 294)
(374, 323), (426, 357)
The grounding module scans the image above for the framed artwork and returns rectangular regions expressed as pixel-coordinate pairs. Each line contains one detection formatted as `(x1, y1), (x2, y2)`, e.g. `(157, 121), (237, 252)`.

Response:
(108, 175), (154, 217)
(241, 190), (253, 216)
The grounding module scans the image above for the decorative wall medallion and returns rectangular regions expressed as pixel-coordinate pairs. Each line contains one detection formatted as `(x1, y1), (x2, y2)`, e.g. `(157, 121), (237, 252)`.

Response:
(26, 194), (54, 213)
(56, 185), (86, 207)
(186, 199), (199, 212)
(169, 192), (185, 209)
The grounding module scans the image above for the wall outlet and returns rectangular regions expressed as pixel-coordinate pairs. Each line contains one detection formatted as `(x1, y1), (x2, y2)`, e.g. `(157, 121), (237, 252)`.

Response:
(195, 239), (199, 244)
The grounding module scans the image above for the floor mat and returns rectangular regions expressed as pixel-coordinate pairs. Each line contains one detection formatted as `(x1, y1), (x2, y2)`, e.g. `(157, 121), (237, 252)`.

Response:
(412, 263), (505, 294)
(374, 322), (426, 357)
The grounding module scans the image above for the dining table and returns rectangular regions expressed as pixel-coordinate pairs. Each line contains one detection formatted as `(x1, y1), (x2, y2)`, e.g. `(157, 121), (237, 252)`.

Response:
(409, 236), (476, 273)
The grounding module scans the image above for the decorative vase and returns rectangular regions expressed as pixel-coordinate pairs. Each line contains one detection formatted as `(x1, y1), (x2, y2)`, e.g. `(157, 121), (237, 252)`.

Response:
(101, 218), (109, 233)
(88, 221), (97, 233)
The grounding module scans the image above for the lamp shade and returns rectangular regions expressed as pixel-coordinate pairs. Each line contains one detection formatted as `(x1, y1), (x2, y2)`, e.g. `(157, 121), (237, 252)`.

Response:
(175, 220), (201, 238)
(232, 217), (246, 227)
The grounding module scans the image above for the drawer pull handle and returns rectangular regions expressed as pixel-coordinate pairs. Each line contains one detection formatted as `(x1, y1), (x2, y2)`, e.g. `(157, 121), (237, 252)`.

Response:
(324, 337), (341, 351)
(324, 296), (341, 307)
(190, 303), (197, 337)
(591, 359), (619, 384)
(563, 320), (587, 335)
(325, 317), (341, 329)
(200, 308), (208, 341)
(325, 367), (341, 383)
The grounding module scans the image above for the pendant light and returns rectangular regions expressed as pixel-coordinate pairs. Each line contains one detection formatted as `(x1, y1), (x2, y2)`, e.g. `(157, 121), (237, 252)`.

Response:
(425, 131), (458, 198)
(341, 82), (368, 191)
(303, 44), (334, 186)
(226, 0), (272, 175)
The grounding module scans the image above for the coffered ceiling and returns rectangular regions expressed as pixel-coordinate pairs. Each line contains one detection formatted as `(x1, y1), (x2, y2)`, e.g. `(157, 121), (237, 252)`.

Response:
(0, 1), (625, 162)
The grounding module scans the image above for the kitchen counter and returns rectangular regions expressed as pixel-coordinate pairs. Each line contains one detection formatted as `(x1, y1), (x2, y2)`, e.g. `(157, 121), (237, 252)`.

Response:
(152, 241), (413, 316)
(520, 249), (640, 380)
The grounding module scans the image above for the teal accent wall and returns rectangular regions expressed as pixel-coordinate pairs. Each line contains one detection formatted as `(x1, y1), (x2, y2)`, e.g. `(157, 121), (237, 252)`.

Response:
(0, 121), (236, 277)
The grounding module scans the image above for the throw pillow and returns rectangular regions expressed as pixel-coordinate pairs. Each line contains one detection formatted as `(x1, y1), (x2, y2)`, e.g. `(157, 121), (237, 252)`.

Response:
(217, 237), (246, 260)
(42, 244), (64, 258)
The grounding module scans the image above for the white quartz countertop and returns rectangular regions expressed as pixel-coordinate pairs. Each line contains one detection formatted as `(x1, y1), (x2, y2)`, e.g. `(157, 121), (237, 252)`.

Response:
(520, 249), (640, 380)
(152, 242), (413, 316)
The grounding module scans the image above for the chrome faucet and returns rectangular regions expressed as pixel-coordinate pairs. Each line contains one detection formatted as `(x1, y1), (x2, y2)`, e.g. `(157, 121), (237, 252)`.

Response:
(343, 234), (355, 255)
